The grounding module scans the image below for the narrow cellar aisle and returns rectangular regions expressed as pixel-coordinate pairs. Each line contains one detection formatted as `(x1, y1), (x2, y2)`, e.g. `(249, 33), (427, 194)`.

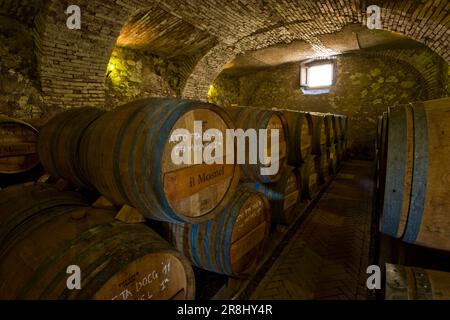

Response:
(251, 160), (375, 300)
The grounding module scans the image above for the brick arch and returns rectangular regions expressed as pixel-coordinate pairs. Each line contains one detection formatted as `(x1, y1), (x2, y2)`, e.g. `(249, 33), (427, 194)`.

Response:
(36, 0), (159, 110)
(182, 3), (450, 100)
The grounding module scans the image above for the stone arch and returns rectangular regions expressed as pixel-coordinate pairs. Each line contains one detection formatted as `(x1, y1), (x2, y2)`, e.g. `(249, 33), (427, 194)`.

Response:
(182, 2), (450, 100)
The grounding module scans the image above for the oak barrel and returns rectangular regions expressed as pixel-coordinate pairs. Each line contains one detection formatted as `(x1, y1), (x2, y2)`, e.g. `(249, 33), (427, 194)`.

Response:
(0, 115), (39, 174)
(166, 187), (271, 276)
(380, 98), (450, 251)
(0, 184), (195, 300)
(281, 110), (312, 166)
(38, 108), (105, 189)
(80, 98), (240, 223)
(245, 166), (301, 225)
(385, 264), (450, 300)
(226, 106), (288, 183)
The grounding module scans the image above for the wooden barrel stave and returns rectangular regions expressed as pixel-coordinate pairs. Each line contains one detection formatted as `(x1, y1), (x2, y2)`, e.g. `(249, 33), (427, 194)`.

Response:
(38, 108), (105, 189)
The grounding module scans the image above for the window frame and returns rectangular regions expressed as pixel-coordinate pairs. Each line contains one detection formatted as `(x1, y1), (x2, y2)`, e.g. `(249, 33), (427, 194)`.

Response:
(300, 59), (337, 91)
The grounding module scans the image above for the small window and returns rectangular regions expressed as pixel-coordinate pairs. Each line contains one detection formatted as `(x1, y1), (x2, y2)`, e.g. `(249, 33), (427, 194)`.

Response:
(300, 59), (336, 94)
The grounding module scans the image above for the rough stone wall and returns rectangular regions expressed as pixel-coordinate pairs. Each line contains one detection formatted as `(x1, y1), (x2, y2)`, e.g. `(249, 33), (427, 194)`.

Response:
(209, 53), (441, 160)
(0, 16), (44, 125)
(105, 47), (178, 109)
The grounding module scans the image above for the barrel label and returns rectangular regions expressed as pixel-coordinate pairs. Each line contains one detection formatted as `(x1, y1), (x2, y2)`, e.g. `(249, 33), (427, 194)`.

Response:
(95, 255), (187, 300)
(195, 166), (225, 187)
(164, 164), (233, 217)
(233, 196), (266, 242)
(111, 265), (167, 300)
(165, 164), (232, 198)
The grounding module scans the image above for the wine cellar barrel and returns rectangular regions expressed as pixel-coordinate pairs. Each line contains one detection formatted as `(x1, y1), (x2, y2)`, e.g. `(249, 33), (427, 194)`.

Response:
(281, 110), (313, 166)
(226, 106), (288, 183)
(0, 184), (195, 300)
(300, 155), (320, 199)
(310, 113), (327, 156)
(166, 187), (271, 276)
(380, 98), (450, 251)
(38, 108), (105, 189)
(385, 264), (450, 300)
(245, 166), (301, 225)
(80, 98), (240, 224)
(0, 115), (39, 175)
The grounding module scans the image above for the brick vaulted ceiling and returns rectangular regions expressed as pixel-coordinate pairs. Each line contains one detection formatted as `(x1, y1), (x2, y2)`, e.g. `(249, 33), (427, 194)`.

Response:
(117, 0), (411, 60)
(2, 0), (448, 107)
(115, 7), (217, 59)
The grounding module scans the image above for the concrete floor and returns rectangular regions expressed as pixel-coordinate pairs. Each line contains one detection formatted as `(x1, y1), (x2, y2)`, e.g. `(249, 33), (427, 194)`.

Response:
(251, 160), (374, 300)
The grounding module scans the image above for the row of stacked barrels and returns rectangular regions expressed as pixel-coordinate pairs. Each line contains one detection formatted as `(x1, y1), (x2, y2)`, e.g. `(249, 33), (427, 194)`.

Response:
(236, 107), (348, 225)
(0, 98), (348, 299)
(375, 97), (450, 252)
